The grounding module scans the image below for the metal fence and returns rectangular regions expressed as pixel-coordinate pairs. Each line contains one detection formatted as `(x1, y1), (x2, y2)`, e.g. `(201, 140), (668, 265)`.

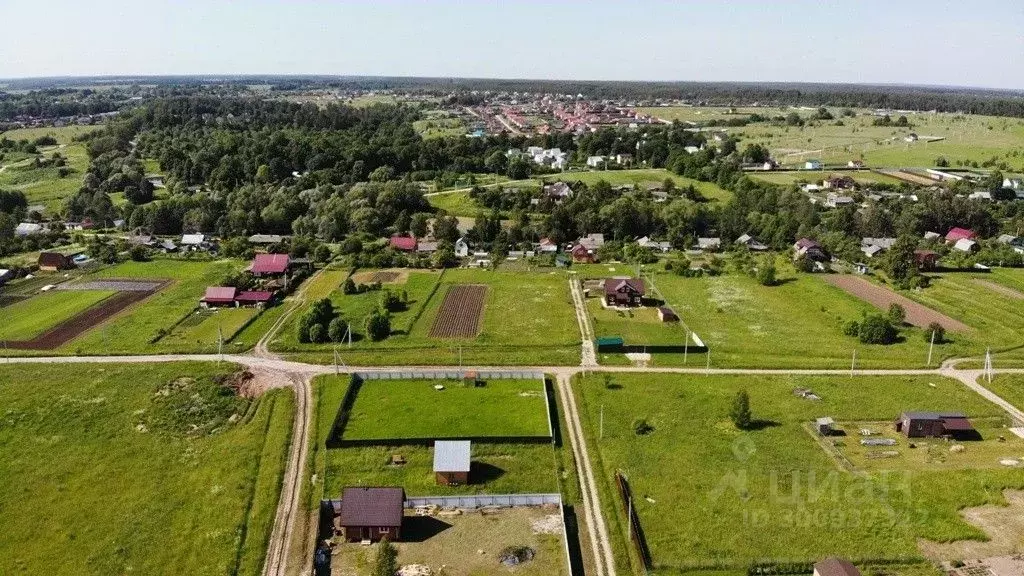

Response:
(356, 370), (544, 380)
(405, 492), (561, 509)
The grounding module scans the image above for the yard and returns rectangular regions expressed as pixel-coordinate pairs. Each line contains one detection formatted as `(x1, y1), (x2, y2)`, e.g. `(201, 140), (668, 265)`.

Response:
(0, 362), (293, 576)
(277, 268), (580, 366)
(572, 372), (1023, 574)
(337, 376), (551, 441)
(0, 289), (114, 340)
(587, 298), (686, 347)
(332, 507), (568, 576)
(308, 374), (576, 502)
(596, 268), (1007, 369)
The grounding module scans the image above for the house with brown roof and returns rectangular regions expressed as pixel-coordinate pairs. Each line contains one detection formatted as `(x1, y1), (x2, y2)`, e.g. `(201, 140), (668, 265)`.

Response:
(37, 252), (75, 271)
(571, 243), (596, 263)
(793, 238), (829, 262)
(201, 286), (238, 307)
(895, 411), (975, 439)
(337, 487), (405, 542)
(249, 253), (290, 277)
(605, 278), (645, 307)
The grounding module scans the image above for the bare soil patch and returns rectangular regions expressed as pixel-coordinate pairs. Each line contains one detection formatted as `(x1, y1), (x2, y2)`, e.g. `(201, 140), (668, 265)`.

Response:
(0, 279), (170, 350)
(975, 279), (1024, 300)
(352, 269), (408, 285)
(919, 490), (1024, 561)
(822, 275), (970, 332)
(429, 284), (487, 338)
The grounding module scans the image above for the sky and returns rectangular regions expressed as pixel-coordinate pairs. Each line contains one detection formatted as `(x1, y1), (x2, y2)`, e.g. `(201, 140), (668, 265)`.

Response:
(1, 0), (1023, 90)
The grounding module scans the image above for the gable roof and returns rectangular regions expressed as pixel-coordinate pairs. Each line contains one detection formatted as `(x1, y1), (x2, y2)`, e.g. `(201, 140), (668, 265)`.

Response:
(38, 252), (71, 268)
(251, 253), (290, 274)
(236, 290), (273, 303)
(339, 487), (405, 527)
(605, 278), (645, 296)
(944, 227), (976, 242)
(203, 286), (237, 303)
(248, 234), (284, 244)
(181, 233), (206, 245)
(433, 440), (471, 473)
(389, 235), (417, 251)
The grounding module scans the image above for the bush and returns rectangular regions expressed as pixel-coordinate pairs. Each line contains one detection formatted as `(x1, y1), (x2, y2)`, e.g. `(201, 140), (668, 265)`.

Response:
(308, 323), (328, 344)
(379, 290), (404, 312)
(342, 278), (357, 295)
(859, 314), (898, 344)
(925, 322), (946, 344)
(372, 538), (398, 576)
(365, 311), (391, 341)
(632, 418), (654, 435)
(842, 320), (860, 337)
(328, 317), (348, 343)
(755, 261), (777, 286)
(887, 303), (906, 326)
(730, 390), (752, 430)
(128, 245), (150, 262)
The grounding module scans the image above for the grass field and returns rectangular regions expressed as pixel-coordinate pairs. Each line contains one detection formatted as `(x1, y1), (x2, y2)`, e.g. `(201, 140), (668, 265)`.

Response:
(156, 306), (260, 351)
(596, 267), (1018, 369)
(749, 170), (905, 187)
(1, 124), (101, 144)
(634, 106), (1024, 172)
(340, 377), (550, 440)
(0, 259), (249, 355)
(587, 298), (686, 347)
(0, 289), (114, 340)
(413, 115), (466, 139)
(277, 268), (580, 366)
(573, 372), (1022, 574)
(0, 362), (293, 576)
(984, 375), (1024, 414)
(0, 141), (91, 212)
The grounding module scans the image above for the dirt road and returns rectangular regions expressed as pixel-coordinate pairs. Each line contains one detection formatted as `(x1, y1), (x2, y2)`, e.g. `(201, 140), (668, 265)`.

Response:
(569, 278), (597, 366)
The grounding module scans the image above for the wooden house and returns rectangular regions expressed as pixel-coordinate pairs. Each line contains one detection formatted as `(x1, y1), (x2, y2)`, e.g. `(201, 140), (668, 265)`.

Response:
(433, 440), (471, 486)
(337, 487), (405, 542)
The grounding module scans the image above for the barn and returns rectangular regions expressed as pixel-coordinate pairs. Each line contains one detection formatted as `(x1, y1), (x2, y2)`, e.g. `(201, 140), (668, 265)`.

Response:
(433, 440), (471, 485)
(895, 411), (975, 439)
(657, 306), (679, 322)
(201, 286), (238, 307)
(337, 487), (405, 542)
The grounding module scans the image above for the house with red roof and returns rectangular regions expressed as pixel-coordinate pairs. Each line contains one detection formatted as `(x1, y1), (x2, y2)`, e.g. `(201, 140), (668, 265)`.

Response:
(389, 235), (417, 252)
(201, 286), (238, 307)
(944, 227), (977, 243)
(249, 253), (290, 277)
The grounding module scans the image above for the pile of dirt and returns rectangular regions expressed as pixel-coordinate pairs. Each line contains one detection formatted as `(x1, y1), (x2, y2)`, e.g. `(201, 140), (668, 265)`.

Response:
(531, 514), (563, 534)
(397, 565), (432, 576)
(498, 546), (535, 566)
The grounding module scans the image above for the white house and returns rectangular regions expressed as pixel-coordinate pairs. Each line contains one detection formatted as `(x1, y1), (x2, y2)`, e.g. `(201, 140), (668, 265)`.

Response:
(1003, 177), (1022, 190)
(735, 233), (769, 251)
(15, 222), (43, 236)
(454, 237), (470, 258)
(805, 160), (822, 170)
(526, 146), (544, 157)
(825, 193), (855, 208)
(696, 237), (722, 252)
(180, 233), (207, 250)
(953, 238), (979, 252)
(586, 155), (606, 168)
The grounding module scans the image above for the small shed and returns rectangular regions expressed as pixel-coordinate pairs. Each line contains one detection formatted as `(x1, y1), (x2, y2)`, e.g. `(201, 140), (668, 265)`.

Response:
(895, 411), (975, 439)
(813, 557), (861, 576)
(815, 417), (835, 436)
(338, 487), (405, 542)
(434, 440), (471, 486)
(853, 263), (870, 275)
(657, 307), (679, 322)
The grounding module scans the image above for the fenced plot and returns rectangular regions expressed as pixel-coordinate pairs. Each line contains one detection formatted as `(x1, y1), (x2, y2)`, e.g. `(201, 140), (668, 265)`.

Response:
(822, 275), (969, 332)
(429, 284), (488, 338)
(57, 279), (165, 292)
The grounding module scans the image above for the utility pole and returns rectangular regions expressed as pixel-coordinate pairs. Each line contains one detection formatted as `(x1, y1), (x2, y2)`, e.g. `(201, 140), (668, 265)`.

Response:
(334, 346), (340, 375)
(217, 323), (223, 362)
(927, 330), (936, 366)
(705, 351), (710, 375)
(984, 348), (993, 384)
(850, 349), (856, 376)
(683, 330), (689, 364)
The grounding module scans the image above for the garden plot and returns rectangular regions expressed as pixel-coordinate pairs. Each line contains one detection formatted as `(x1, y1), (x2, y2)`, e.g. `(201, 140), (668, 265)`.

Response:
(428, 284), (487, 338)
(822, 275), (969, 331)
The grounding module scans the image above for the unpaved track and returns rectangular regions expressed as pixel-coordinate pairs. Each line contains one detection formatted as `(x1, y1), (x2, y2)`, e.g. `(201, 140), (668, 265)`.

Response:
(974, 279), (1024, 300)
(569, 278), (597, 366)
(823, 275), (970, 332)
(556, 372), (615, 576)
(262, 371), (312, 576)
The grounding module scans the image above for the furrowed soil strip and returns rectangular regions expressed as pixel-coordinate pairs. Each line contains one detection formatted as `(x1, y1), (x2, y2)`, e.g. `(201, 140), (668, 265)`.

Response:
(974, 279), (1024, 300)
(822, 275), (970, 332)
(428, 284), (487, 338)
(0, 279), (170, 350)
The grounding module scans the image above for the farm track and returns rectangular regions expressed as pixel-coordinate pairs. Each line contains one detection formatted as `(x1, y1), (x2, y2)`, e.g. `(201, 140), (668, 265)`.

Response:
(428, 284), (487, 338)
(822, 275), (970, 332)
(974, 279), (1024, 300)
(570, 278), (597, 366)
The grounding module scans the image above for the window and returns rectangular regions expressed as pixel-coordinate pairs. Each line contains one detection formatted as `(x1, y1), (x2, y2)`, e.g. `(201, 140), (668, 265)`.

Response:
(379, 527), (390, 534)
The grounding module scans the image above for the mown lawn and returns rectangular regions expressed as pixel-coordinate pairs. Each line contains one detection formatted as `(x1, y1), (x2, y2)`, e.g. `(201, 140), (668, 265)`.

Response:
(0, 289), (114, 340)
(985, 374), (1024, 414)
(338, 376), (550, 440)
(309, 375), (564, 502)
(278, 268), (581, 366)
(157, 306), (260, 353)
(0, 362), (293, 576)
(573, 372), (1021, 574)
